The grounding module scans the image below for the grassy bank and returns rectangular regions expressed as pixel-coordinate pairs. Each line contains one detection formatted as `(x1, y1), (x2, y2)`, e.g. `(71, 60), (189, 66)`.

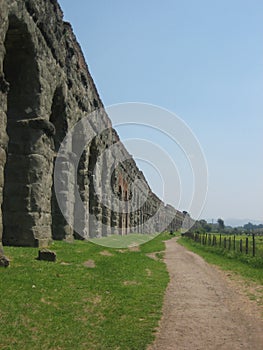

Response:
(0, 232), (171, 350)
(178, 236), (263, 284)
(90, 233), (159, 248)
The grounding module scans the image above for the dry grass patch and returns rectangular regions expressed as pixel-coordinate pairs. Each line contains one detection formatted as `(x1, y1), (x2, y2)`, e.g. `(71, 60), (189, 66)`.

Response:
(128, 245), (140, 252)
(100, 250), (114, 256)
(123, 280), (141, 286)
(83, 259), (96, 268)
(146, 268), (152, 276)
(146, 252), (161, 261)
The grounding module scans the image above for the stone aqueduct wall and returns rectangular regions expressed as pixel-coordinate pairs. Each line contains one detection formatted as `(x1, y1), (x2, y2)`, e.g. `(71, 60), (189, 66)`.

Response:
(0, 0), (186, 250)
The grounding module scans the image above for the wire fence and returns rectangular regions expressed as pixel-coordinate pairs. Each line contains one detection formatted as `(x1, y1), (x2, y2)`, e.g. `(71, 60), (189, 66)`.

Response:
(185, 232), (263, 258)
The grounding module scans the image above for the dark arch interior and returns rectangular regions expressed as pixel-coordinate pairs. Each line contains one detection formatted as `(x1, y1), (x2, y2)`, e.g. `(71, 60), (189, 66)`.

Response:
(4, 15), (40, 121)
(50, 87), (68, 240)
(50, 87), (68, 152)
(2, 16), (40, 246)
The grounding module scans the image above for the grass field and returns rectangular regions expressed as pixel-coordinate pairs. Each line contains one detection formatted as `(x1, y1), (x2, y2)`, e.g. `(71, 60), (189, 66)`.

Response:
(89, 233), (159, 248)
(196, 233), (263, 258)
(0, 232), (172, 350)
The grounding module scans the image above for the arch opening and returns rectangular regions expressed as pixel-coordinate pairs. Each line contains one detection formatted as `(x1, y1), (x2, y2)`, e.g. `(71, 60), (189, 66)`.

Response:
(2, 16), (41, 246)
(50, 87), (69, 240)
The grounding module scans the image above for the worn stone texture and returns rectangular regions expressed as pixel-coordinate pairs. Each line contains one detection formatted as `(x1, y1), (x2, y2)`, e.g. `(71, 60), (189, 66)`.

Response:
(0, 0), (186, 253)
(37, 249), (56, 262)
(0, 254), (10, 267)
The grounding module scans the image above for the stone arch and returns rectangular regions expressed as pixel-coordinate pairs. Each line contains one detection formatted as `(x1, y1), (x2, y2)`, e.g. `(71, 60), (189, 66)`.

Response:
(50, 87), (68, 151)
(124, 190), (129, 232)
(2, 15), (42, 246)
(101, 153), (111, 237)
(4, 15), (40, 120)
(50, 86), (70, 240)
(118, 182), (124, 235)
(118, 185), (122, 198)
(88, 137), (101, 238)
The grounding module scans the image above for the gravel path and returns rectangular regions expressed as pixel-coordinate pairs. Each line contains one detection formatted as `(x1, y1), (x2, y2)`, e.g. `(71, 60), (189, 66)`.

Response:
(148, 237), (263, 350)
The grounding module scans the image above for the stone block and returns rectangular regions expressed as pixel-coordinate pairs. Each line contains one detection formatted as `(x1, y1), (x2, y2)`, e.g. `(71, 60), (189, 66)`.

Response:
(0, 254), (10, 267)
(52, 223), (73, 240)
(30, 183), (52, 211)
(38, 238), (52, 248)
(3, 154), (52, 184)
(17, 117), (55, 137)
(0, 165), (4, 187)
(37, 249), (56, 262)
(24, 133), (54, 159)
(0, 130), (8, 150)
(0, 147), (6, 167)
(31, 225), (52, 241)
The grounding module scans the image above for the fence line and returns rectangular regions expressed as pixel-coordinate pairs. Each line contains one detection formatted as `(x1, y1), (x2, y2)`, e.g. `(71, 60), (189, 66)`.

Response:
(187, 233), (257, 257)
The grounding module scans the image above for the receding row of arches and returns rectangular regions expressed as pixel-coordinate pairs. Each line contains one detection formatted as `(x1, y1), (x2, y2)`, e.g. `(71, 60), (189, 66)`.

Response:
(1, 15), (152, 246)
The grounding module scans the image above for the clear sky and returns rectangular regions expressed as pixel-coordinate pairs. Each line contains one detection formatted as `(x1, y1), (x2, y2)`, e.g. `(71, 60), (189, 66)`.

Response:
(59, 0), (263, 225)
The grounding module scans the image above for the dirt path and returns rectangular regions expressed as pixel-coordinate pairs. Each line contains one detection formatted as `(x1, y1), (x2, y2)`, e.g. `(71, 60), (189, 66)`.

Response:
(148, 237), (263, 350)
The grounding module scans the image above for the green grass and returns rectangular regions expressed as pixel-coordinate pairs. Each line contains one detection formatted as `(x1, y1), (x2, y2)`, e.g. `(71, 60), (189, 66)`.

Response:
(216, 233), (263, 257)
(0, 232), (172, 350)
(89, 233), (159, 248)
(179, 236), (263, 284)
(193, 233), (263, 258)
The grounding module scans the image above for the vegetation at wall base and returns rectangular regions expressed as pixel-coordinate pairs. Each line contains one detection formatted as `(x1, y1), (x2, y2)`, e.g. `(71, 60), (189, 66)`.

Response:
(0, 232), (172, 350)
(89, 233), (159, 248)
(178, 236), (263, 284)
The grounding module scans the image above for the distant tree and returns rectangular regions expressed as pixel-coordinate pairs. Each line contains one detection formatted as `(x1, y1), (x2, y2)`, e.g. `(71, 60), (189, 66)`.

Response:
(205, 224), (212, 232)
(244, 222), (254, 231)
(232, 227), (239, 235)
(199, 219), (207, 226)
(243, 222), (263, 231)
(217, 218), (225, 232)
(190, 219), (212, 234)
(199, 219), (212, 233)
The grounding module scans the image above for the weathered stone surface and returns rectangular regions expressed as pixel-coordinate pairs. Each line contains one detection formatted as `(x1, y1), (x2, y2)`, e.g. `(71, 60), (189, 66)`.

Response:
(0, 254), (10, 267)
(0, 0), (186, 252)
(0, 241), (10, 267)
(37, 249), (56, 262)
(17, 118), (56, 137)
(0, 75), (9, 94)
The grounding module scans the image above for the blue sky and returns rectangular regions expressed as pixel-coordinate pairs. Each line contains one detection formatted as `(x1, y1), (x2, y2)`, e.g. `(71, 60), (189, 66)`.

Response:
(59, 0), (263, 225)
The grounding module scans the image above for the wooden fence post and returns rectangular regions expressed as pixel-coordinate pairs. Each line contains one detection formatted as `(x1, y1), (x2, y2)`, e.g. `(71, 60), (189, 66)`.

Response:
(213, 235), (216, 246)
(223, 237), (227, 249)
(228, 237), (231, 250)
(240, 239), (243, 253)
(219, 234), (222, 247)
(233, 235), (236, 251)
(245, 237), (249, 254)
(252, 234), (255, 257)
